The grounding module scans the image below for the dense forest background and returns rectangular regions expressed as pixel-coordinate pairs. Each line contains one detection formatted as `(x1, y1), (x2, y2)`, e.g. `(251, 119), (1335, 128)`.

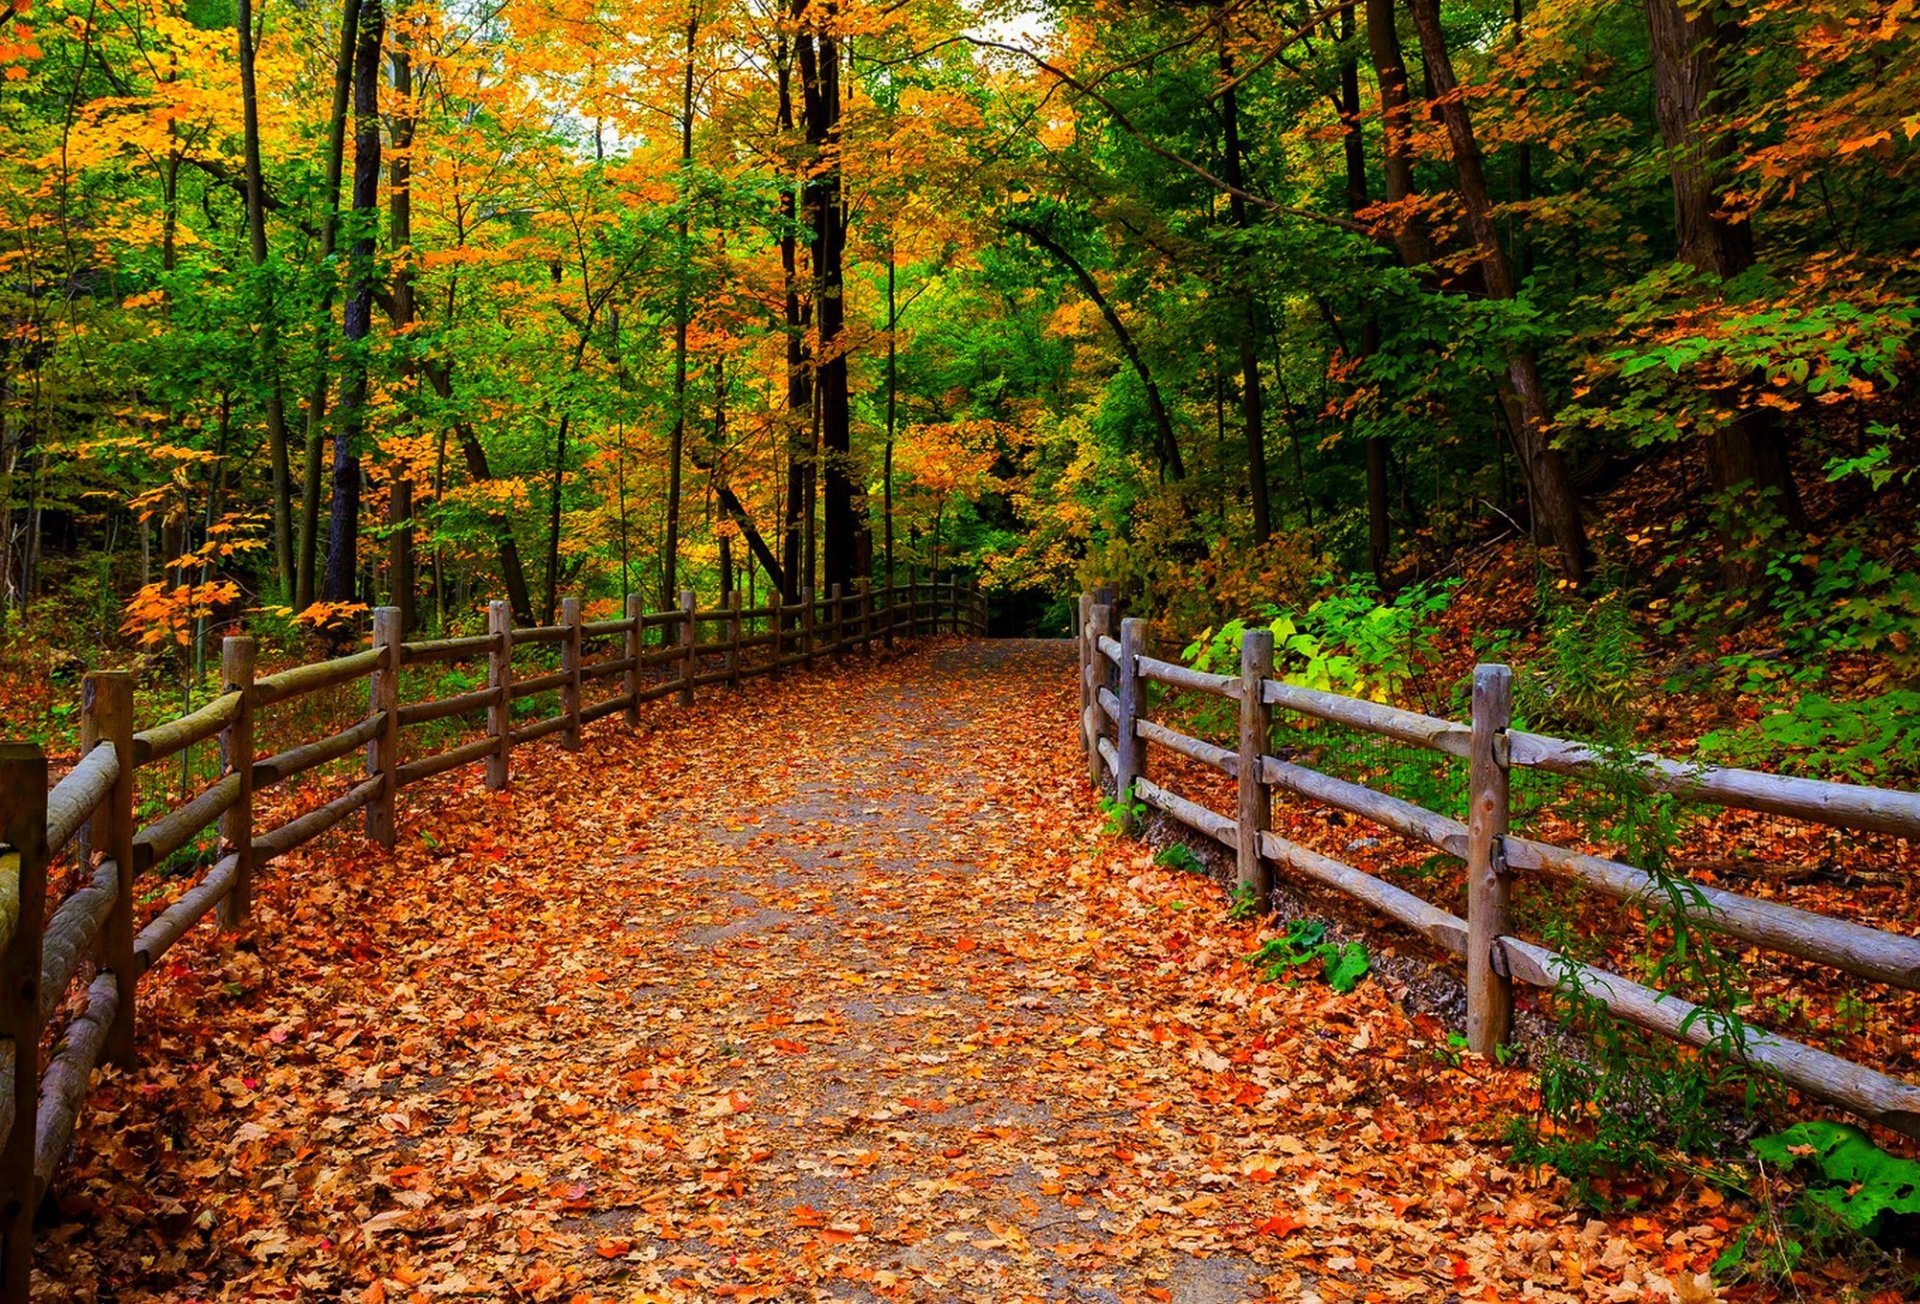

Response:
(0, 0), (1915, 710)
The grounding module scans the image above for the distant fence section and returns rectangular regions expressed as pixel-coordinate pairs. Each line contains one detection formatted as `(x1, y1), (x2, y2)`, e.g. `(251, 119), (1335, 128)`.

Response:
(0, 579), (983, 1300)
(1074, 589), (1920, 1143)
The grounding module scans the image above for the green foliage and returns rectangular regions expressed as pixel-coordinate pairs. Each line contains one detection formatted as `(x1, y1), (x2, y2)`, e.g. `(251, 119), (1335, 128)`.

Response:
(1152, 842), (1206, 875)
(1183, 576), (1457, 705)
(1226, 882), (1261, 922)
(1753, 1121), (1920, 1240)
(1698, 689), (1920, 784)
(1246, 919), (1370, 994)
(1514, 589), (1645, 743)
(1824, 424), (1914, 492)
(1097, 786), (1145, 837)
(1510, 676), (1780, 1205)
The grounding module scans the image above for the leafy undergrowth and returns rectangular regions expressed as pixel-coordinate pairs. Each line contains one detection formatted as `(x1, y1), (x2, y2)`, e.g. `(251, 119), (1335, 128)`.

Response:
(34, 640), (1885, 1302)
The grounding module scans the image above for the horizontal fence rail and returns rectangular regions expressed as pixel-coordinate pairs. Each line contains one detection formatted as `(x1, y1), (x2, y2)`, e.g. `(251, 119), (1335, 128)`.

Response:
(1075, 590), (1920, 1141)
(0, 578), (985, 1299)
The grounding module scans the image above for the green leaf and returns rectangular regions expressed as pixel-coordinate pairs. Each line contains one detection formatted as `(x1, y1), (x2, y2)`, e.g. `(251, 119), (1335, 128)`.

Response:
(1322, 941), (1371, 993)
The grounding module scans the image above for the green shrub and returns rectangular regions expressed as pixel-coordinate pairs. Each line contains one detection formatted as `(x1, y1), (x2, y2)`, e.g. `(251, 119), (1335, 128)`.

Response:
(1246, 919), (1370, 994)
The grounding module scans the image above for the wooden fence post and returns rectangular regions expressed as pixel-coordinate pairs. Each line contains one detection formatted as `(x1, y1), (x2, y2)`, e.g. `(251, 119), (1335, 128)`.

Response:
(678, 590), (697, 707)
(831, 583), (845, 662)
(1087, 603), (1113, 791)
(561, 596), (583, 751)
(1467, 663), (1514, 1056)
(1077, 594), (1095, 774)
(1238, 629), (1274, 909)
(801, 586), (816, 665)
(216, 639), (255, 932)
(623, 594), (643, 726)
(367, 607), (401, 848)
(770, 592), (784, 681)
(487, 600), (512, 790)
(1115, 617), (1148, 825)
(728, 590), (743, 687)
(80, 673), (134, 1065)
(0, 744), (46, 1304)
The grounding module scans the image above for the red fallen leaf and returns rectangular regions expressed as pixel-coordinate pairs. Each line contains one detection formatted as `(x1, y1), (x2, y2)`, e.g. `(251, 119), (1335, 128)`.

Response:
(953, 937), (978, 952)
(793, 1205), (827, 1228)
(771, 1037), (808, 1053)
(594, 1238), (631, 1258)
(1450, 1257), (1471, 1281)
(1255, 1213), (1303, 1237)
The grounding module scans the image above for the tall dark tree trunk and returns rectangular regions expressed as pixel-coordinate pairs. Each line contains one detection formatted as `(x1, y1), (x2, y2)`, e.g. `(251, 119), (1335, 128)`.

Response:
(1644, 0), (1803, 578)
(776, 31), (811, 601)
(322, 0), (383, 603)
(1337, 1), (1390, 576)
(1366, 0), (1433, 270)
(1407, 0), (1590, 583)
(796, 1), (855, 594)
(298, 0), (359, 608)
(662, 11), (698, 608)
(387, 19), (415, 631)
(884, 244), (897, 592)
(1217, 37), (1271, 542)
(236, 0), (294, 595)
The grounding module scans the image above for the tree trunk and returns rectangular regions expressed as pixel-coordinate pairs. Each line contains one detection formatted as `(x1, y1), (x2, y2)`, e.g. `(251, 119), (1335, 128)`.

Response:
(1009, 222), (1184, 481)
(776, 32), (811, 601)
(1217, 39), (1271, 542)
(236, 0), (294, 595)
(1366, 0), (1433, 270)
(297, 0), (360, 609)
(797, 1), (855, 595)
(1407, 0), (1590, 583)
(661, 11), (698, 609)
(884, 244), (896, 592)
(386, 23), (416, 631)
(322, 0), (383, 604)
(427, 364), (535, 624)
(1644, 0), (1804, 572)
(1340, 2), (1390, 575)
(544, 412), (568, 623)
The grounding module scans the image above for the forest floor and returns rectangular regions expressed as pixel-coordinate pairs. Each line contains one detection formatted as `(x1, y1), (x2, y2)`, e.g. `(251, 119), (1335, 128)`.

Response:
(38, 639), (1804, 1302)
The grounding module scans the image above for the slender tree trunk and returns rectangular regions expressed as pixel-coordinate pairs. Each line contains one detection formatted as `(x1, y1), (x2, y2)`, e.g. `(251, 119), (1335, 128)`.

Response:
(662, 10), (699, 608)
(884, 244), (896, 592)
(1407, 0), (1590, 583)
(544, 412), (569, 623)
(1335, 2), (1390, 575)
(235, 0), (294, 594)
(297, 0), (359, 608)
(1366, 0), (1433, 269)
(797, 1), (854, 594)
(387, 20), (416, 631)
(1644, 0), (1803, 579)
(1010, 222), (1184, 482)
(323, 0), (383, 603)
(776, 33), (811, 601)
(1217, 38), (1271, 541)
(421, 360), (535, 624)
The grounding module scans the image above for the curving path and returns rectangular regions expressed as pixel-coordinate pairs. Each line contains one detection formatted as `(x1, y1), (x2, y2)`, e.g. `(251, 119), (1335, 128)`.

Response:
(45, 640), (1705, 1302)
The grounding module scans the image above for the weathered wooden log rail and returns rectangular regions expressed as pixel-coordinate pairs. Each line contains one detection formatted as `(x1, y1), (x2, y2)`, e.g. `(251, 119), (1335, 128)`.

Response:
(0, 579), (984, 1299)
(1075, 589), (1920, 1144)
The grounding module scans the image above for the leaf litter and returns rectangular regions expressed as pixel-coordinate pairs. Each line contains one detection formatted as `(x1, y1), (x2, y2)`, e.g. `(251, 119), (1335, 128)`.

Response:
(36, 640), (1798, 1302)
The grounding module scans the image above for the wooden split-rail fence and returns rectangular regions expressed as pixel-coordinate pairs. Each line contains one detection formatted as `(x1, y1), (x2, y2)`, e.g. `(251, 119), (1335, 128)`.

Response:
(0, 579), (983, 1299)
(1076, 589), (1920, 1142)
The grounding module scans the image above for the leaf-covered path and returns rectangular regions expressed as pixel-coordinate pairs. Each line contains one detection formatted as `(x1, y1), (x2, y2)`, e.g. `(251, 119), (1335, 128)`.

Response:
(48, 640), (1733, 1302)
